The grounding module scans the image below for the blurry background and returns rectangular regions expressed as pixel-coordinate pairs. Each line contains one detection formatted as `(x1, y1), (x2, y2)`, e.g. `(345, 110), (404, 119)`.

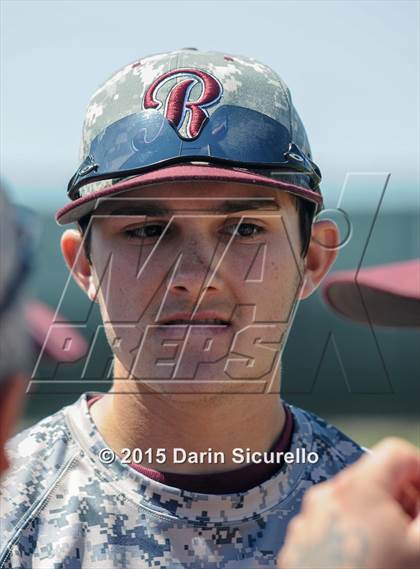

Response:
(1, 0), (419, 446)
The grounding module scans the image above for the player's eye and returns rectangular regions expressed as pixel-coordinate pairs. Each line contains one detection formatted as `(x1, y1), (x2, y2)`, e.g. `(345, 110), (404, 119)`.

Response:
(124, 223), (169, 240)
(222, 220), (266, 239)
(122, 220), (266, 241)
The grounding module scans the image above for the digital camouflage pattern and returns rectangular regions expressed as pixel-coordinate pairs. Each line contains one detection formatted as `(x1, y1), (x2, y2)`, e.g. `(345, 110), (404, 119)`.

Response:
(0, 393), (363, 568)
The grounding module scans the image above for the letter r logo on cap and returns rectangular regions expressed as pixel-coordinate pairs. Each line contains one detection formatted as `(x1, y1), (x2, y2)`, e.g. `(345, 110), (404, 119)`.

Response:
(143, 68), (223, 140)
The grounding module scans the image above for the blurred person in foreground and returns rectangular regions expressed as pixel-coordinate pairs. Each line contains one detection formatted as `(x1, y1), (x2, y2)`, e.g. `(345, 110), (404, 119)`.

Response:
(278, 437), (420, 569)
(0, 185), (32, 474)
(278, 260), (420, 568)
(0, 183), (87, 475)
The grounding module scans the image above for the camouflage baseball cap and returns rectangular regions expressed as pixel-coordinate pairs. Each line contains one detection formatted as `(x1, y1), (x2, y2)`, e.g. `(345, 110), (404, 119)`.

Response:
(56, 48), (323, 225)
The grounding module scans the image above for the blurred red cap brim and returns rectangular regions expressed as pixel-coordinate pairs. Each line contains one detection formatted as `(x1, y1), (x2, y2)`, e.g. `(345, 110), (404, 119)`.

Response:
(25, 301), (88, 361)
(322, 259), (420, 327)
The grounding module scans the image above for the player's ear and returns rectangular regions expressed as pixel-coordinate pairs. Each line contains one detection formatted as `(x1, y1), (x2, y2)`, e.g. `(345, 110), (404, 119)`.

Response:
(60, 229), (97, 302)
(299, 220), (339, 299)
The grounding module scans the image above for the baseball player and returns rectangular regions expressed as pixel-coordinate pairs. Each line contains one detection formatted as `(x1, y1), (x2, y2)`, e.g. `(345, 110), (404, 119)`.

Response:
(1, 49), (364, 568)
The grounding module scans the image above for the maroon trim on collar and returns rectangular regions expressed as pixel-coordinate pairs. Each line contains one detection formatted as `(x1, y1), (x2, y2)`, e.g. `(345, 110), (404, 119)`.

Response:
(87, 395), (294, 494)
(87, 394), (104, 408)
(56, 164), (322, 225)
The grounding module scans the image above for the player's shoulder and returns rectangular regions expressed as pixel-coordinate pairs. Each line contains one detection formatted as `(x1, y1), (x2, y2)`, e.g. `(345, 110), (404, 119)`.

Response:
(0, 401), (80, 551)
(5, 402), (76, 470)
(290, 404), (365, 471)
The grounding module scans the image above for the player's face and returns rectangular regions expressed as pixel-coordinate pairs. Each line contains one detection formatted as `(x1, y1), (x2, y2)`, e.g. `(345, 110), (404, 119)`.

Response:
(82, 181), (305, 394)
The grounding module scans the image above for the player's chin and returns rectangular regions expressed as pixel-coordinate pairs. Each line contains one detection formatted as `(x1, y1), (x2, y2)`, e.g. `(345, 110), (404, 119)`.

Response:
(132, 374), (268, 398)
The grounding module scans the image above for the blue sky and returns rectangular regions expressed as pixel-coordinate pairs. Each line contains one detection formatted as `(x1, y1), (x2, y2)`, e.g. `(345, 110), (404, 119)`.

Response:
(1, 0), (419, 212)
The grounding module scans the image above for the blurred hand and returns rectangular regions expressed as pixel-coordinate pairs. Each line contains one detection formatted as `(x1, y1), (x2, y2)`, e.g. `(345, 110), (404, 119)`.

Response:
(277, 438), (420, 569)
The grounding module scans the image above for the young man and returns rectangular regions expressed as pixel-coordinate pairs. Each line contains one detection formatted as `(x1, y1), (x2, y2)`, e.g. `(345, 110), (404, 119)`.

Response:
(1, 49), (364, 568)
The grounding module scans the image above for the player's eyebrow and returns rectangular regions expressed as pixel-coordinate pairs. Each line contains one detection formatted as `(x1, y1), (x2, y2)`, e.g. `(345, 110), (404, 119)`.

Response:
(96, 198), (280, 217)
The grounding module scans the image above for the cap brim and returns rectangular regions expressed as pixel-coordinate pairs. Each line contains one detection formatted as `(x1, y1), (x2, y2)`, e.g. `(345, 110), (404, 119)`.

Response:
(322, 259), (420, 327)
(25, 300), (88, 362)
(56, 164), (322, 225)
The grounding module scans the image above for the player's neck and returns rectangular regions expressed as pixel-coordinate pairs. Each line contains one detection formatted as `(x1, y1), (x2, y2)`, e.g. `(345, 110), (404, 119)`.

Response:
(90, 364), (286, 474)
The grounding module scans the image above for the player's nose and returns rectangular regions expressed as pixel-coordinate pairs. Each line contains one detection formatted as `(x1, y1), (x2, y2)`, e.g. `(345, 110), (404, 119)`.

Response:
(166, 235), (225, 298)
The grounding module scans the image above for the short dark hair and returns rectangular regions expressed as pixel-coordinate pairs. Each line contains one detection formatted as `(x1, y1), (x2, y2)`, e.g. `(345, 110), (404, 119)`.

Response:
(78, 214), (93, 264)
(293, 197), (316, 257)
(78, 195), (316, 262)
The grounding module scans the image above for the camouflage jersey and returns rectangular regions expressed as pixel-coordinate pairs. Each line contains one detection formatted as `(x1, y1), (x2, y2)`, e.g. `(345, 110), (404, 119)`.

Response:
(0, 393), (363, 568)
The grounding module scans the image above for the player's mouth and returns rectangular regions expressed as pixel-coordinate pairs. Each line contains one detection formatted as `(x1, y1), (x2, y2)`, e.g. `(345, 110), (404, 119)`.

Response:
(156, 311), (232, 334)
(163, 319), (230, 326)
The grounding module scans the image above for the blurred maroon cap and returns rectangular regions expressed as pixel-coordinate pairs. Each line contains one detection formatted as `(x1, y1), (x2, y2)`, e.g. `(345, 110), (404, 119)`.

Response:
(322, 259), (420, 327)
(25, 300), (88, 362)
